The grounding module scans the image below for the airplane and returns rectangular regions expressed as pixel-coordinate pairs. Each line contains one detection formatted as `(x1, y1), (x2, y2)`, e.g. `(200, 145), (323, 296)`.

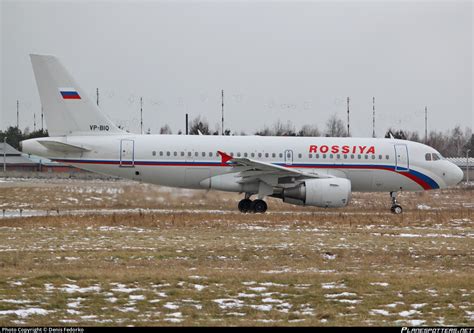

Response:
(21, 55), (464, 214)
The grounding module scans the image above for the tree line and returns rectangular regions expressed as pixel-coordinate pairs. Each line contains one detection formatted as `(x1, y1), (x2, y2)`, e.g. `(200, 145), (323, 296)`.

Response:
(1, 114), (473, 157)
(0, 126), (48, 151)
(169, 114), (473, 157)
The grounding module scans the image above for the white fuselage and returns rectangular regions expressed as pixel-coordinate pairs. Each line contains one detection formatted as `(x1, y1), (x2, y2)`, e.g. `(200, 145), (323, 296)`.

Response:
(23, 134), (462, 193)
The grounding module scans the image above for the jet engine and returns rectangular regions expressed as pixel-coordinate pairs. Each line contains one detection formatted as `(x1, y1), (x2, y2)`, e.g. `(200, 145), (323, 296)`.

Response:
(282, 178), (351, 208)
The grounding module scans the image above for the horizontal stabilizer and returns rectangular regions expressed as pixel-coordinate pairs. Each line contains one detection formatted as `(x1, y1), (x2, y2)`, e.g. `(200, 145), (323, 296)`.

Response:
(38, 140), (90, 153)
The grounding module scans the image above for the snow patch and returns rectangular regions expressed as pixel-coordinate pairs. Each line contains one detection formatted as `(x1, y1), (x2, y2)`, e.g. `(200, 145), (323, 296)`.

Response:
(321, 282), (346, 289)
(213, 298), (244, 309)
(0, 308), (49, 317)
(129, 295), (145, 301)
(60, 284), (101, 294)
(370, 309), (391, 316)
(399, 310), (420, 317)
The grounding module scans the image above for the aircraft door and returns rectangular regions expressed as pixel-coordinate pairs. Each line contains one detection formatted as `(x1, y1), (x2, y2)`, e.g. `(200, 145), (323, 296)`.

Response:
(120, 139), (135, 167)
(394, 144), (409, 171)
(284, 149), (293, 166)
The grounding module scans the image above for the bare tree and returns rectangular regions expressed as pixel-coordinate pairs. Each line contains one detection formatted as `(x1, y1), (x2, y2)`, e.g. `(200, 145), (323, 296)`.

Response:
(298, 124), (320, 137)
(255, 125), (272, 136)
(255, 120), (296, 136)
(189, 115), (210, 135)
(385, 128), (420, 142)
(159, 124), (173, 134)
(273, 120), (296, 136)
(325, 114), (347, 137)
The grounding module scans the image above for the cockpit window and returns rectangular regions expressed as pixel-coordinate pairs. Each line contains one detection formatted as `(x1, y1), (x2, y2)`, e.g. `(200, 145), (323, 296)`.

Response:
(426, 153), (442, 161)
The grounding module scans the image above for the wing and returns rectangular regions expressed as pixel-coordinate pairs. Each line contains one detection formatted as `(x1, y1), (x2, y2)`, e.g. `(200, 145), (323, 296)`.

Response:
(217, 151), (332, 195)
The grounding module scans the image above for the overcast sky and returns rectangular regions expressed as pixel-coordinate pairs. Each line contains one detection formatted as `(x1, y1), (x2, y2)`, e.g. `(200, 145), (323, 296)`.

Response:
(1, 0), (473, 137)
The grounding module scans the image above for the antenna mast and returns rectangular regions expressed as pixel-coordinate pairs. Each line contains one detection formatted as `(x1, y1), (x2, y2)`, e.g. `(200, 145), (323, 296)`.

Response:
(16, 100), (19, 129)
(140, 97), (143, 135)
(424, 106), (428, 143)
(186, 113), (189, 135)
(346, 97), (350, 137)
(372, 97), (376, 138)
(221, 90), (224, 135)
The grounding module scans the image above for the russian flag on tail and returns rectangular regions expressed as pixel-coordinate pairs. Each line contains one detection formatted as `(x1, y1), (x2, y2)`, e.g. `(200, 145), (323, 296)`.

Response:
(59, 87), (81, 99)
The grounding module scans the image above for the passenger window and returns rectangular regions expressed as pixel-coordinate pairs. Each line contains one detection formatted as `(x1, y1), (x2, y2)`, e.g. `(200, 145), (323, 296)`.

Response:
(152, 151), (156, 156)
(272, 153), (276, 158)
(166, 151), (170, 156)
(209, 152), (213, 157)
(279, 153), (283, 158)
(298, 153), (302, 158)
(258, 153), (262, 158)
(371, 155), (375, 159)
(202, 152), (206, 157)
(378, 155), (382, 159)
(330, 154), (333, 159)
(174, 152), (177, 156)
(323, 154), (327, 159)
(309, 153), (313, 158)
(358, 155), (361, 159)
(251, 153), (255, 158)
(181, 152), (185, 157)
(244, 153), (248, 157)
(230, 152), (234, 157)
(188, 152), (192, 157)
(316, 154), (320, 159)
(365, 155), (368, 159)
(385, 155), (389, 160)
(195, 152), (198, 157)
(160, 151), (163, 156)
(265, 153), (269, 158)
(350, 154), (354, 159)
(336, 154), (340, 159)
(425, 153), (432, 161)
(343, 154), (347, 159)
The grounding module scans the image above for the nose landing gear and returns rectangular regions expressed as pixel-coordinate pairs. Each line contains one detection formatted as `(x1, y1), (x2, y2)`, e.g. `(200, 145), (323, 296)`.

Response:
(390, 192), (403, 214)
(238, 195), (268, 213)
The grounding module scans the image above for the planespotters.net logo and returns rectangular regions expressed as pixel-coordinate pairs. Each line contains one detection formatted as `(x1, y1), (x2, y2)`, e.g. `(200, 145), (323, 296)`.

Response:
(402, 328), (473, 333)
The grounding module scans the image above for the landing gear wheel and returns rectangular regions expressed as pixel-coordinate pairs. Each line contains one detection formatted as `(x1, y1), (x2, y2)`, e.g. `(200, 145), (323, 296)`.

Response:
(238, 199), (253, 213)
(391, 204), (403, 214)
(389, 192), (403, 214)
(253, 199), (268, 214)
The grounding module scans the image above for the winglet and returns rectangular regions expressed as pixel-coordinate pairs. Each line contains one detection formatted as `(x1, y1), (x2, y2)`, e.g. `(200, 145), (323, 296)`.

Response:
(218, 151), (233, 164)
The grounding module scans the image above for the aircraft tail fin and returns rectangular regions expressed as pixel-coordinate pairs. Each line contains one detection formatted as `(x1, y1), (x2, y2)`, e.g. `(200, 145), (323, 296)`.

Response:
(30, 54), (123, 136)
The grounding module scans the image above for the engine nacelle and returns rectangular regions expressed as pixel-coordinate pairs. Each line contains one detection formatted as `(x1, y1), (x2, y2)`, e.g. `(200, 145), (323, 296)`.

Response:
(283, 178), (351, 208)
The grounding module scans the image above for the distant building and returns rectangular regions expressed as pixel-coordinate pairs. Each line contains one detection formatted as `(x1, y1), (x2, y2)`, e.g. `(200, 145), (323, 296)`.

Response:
(26, 153), (85, 173)
(0, 142), (39, 171)
(0, 142), (85, 173)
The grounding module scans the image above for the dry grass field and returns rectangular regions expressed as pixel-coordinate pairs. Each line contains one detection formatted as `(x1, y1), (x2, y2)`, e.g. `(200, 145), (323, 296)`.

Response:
(0, 178), (472, 326)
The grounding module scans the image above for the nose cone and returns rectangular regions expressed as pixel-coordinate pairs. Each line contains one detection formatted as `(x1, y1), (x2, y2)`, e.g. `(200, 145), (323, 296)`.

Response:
(448, 163), (464, 186)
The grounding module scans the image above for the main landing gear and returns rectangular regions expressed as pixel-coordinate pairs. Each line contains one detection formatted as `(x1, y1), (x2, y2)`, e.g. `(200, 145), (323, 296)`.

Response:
(238, 195), (268, 213)
(390, 192), (403, 214)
